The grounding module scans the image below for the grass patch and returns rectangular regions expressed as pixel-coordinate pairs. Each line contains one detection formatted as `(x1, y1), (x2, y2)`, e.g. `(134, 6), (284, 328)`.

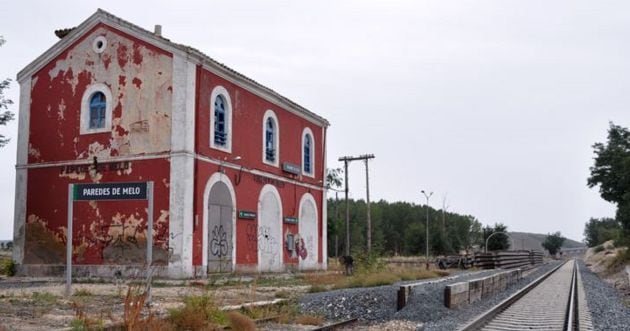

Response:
(304, 267), (449, 291)
(0, 258), (15, 276)
(594, 245), (605, 253)
(73, 289), (93, 297)
(275, 289), (291, 299)
(307, 284), (328, 293)
(167, 294), (228, 329)
(31, 291), (58, 304)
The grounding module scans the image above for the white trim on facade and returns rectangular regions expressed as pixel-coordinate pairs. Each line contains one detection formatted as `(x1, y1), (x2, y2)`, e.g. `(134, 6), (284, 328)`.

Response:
(321, 125), (328, 269)
(209, 85), (233, 153)
(12, 77), (31, 265)
(168, 54), (196, 278)
(79, 83), (113, 135)
(301, 127), (315, 178)
(92, 35), (107, 54)
(261, 110), (280, 168)
(202, 172), (237, 274)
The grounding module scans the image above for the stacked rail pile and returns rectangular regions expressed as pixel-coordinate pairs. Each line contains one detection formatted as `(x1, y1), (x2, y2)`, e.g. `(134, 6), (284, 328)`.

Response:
(475, 250), (543, 269)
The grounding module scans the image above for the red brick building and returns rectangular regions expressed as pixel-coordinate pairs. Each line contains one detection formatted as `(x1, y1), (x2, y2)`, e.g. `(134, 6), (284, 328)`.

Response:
(13, 9), (329, 278)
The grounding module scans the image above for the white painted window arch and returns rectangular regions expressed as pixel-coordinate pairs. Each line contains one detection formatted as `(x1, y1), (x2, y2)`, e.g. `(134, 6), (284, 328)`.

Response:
(80, 83), (113, 135)
(262, 110), (280, 167)
(301, 127), (315, 177)
(210, 85), (233, 153)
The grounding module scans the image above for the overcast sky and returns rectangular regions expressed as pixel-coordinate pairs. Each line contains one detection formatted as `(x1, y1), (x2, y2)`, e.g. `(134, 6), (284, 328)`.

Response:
(1, 0), (626, 242)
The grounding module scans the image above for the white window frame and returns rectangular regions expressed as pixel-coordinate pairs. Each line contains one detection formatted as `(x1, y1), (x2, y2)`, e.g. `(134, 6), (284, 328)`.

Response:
(80, 83), (113, 135)
(262, 109), (280, 167)
(301, 127), (315, 177)
(209, 85), (233, 153)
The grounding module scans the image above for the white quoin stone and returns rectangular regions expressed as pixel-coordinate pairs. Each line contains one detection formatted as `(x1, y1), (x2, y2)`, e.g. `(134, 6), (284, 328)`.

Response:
(13, 77), (32, 265)
(168, 54), (196, 278)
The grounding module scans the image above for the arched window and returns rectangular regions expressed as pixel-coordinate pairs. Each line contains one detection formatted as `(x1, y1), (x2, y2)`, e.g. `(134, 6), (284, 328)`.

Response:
(265, 118), (275, 162)
(89, 92), (107, 129)
(302, 127), (315, 176)
(303, 134), (312, 173)
(214, 95), (227, 146)
(80, 83), (112, 134)
(262, 110), (279, 166)
(210, 86), (233, 152)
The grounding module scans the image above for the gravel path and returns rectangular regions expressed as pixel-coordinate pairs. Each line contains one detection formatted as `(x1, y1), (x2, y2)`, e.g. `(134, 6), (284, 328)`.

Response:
(578, 260), (630, 331)
(299, 262), (562, 330)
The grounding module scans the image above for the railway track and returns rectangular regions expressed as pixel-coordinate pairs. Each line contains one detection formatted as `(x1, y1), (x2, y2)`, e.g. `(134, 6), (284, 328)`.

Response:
(458, 259), (593, 331)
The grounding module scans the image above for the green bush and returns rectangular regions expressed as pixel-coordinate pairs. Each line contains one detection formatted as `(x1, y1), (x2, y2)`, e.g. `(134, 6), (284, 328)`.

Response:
(352, 251), (385, 274)
(168, 294), (228, 329)
(0, 258), (15, 276)
(594, 245), (605, 253)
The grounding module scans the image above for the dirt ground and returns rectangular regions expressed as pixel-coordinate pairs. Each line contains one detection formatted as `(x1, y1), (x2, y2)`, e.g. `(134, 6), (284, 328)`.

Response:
(0, 273), (313, 330)
(583, 240), (630, 303)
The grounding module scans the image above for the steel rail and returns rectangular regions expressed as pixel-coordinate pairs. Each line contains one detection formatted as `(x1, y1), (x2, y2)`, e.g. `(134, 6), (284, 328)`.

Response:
(565, 261), (578, 330)
(312, 317), (358, 331)
(457, 260), (569, 331)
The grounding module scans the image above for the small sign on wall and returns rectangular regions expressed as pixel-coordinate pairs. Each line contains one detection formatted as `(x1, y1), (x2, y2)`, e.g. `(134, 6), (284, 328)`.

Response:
(284, 216), (298, 224)
(282, 162), (301, 175)
(238, 210), (256, 219)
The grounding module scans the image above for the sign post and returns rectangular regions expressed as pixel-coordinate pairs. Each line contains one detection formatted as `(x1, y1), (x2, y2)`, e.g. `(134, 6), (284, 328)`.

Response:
(66, 181), (153, 298)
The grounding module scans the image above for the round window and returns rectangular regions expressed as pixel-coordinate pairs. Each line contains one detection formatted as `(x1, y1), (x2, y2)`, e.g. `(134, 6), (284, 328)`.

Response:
(92, 36), (107, 54)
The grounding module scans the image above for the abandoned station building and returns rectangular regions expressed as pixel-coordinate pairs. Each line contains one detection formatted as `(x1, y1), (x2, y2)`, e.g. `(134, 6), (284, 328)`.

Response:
(12, 9), (329, 278)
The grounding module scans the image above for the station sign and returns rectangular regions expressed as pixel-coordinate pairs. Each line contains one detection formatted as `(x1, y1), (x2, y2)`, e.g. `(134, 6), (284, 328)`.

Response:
(282, 162), (301, 175)
(73, 182), (148, 201)
(238, 210), (256, 219)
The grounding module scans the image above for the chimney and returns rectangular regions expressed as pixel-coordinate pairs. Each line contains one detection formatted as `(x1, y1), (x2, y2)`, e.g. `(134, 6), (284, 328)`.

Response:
(154, 25), (162, 37)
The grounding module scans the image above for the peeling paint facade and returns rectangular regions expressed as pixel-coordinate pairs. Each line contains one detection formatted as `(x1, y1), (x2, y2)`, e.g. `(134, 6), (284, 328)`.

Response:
(14, 10), (328, 278)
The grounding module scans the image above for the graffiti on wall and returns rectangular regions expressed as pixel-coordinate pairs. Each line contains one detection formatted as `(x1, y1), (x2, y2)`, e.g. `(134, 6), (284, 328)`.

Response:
(210, 225), (229, 257)
(258, 225), (279, 266)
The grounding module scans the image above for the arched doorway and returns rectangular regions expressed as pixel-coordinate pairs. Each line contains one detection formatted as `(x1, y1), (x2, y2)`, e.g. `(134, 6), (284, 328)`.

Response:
(204, 175), (236, 273)
(298, 194), (318, 270)
(257, 185), (283, 272)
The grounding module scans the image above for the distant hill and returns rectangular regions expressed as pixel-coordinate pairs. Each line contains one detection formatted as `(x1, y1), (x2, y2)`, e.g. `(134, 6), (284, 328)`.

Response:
(508, 232), (585, 251)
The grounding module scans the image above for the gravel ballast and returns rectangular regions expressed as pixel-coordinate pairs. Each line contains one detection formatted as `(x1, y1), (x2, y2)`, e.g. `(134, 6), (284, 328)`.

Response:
(578, 260), (630, 331)
(299, 262), (562, 330)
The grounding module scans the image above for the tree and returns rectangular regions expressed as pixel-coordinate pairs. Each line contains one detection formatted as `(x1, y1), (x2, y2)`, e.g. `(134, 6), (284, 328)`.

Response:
(583, 217), (621, 247)
(0, 36), (14, 147)
(483, 223), (511, 251)
(325, 167), (344, 190)
(542, 232), (565, 256)
(588, 123), (630, 237)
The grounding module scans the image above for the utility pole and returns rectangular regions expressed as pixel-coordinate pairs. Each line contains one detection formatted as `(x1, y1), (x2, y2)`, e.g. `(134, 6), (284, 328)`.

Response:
(343, 159), (350, 256)
(421, 190), (433, 270)
(365, 159), (372, 252)
(339, 154), (375, 255)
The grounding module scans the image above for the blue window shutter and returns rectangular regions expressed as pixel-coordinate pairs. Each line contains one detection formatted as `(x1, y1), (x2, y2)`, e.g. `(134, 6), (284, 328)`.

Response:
(89, 92), (106, 129)
(265, 118), (275, 162)
(214, 95), (227, 146)
(304, 134), (312, 173)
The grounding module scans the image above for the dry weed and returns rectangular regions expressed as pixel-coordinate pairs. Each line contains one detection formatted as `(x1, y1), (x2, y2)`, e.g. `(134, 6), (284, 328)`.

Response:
(227, 311), (256, 331)
(295, 314), (324, 326)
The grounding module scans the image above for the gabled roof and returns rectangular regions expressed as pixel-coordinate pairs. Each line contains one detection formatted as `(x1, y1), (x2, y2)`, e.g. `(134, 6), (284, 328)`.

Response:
(18, 9), (329, 127)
